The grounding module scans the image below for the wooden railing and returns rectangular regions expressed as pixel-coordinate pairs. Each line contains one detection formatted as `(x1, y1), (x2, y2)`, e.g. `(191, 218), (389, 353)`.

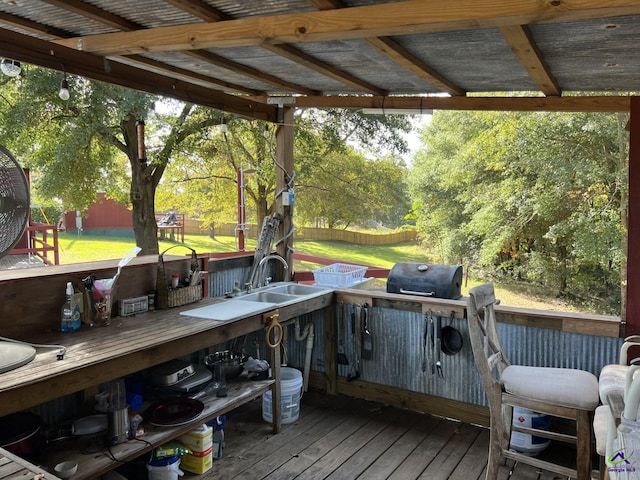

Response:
(10, 222), (60, 265)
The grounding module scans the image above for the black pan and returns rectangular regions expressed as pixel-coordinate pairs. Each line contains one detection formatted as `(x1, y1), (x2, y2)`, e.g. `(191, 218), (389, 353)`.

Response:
(441, 325), (463, 355)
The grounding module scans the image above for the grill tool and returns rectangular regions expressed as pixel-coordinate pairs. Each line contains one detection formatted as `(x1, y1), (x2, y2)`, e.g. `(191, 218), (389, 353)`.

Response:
(361, 303), (373, 360)
(337, 304), (349, 366)
(434, 315), (444, 378)
(347, 309), (360, 382)
(422, 313), (430, 373)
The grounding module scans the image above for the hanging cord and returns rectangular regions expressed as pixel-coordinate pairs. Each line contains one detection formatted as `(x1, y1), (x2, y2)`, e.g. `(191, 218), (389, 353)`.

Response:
(0, 336), (67, 360)
(280, 327), (288, 366)
(265, 312), (283, 349)
(267, 126), (296, 256)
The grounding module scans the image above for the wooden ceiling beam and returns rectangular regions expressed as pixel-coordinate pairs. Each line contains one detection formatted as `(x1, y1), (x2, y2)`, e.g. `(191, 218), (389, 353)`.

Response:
(289, 95), (632, 113)
(43, 1), (312, 96)
(123, 55), (264, 96)
(261, 44), (386, 96)
(307, 0), (344, 9)
(40, 0), (140, 31)
(0, 8), (265, 97)
(0, 29), (276, 121)
(499, 24), (561, 96)
(365, 37), (465, 96)
(0, 11), (69, 38)
(184, 50), (318, 96)
(310, 0), (463, 97)
(166, 0), (383, 96)
(163, 0), (232, 22)
(53, 0), (640, 55)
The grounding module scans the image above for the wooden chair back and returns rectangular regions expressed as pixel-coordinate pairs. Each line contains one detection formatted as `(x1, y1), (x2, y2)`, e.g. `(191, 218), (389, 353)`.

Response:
(467, 283), (510, 409)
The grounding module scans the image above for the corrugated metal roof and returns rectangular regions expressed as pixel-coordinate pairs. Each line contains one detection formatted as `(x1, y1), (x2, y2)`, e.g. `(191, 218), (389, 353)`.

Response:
(0, 0), (638, 117)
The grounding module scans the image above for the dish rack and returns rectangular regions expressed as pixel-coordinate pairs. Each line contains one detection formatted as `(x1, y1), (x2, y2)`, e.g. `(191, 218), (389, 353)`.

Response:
(312, 263), (367, 288)
(156, 246), (202, 309)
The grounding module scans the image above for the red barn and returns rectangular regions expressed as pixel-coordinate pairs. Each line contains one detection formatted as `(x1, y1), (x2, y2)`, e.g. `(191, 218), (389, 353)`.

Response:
(63, 193), (133, 236)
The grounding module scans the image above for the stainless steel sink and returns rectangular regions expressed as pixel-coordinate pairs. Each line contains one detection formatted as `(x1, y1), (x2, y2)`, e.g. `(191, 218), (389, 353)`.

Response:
(239, 291), (298, 304)
(180, 282), (334, 322)
(268, 284), (330, 296)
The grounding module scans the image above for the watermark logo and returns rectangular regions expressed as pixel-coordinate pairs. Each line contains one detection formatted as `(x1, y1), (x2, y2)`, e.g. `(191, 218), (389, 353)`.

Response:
(608, 449), (637, 475)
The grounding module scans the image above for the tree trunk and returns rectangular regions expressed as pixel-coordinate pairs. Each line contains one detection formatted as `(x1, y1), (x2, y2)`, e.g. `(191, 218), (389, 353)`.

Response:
(558, 243), (568, 296)
(123, 115), (159, 255)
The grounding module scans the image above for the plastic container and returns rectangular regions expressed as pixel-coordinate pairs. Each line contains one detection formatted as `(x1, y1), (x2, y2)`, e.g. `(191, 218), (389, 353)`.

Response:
(61, 282), (81, 332)
(181, 447), (212, 474)
(312, 263), (367, 288)
(179, 424), (212, 452)
(510, 407), (551, 455)
(147, 456), (183, 480)
(262, 367), (303, 424)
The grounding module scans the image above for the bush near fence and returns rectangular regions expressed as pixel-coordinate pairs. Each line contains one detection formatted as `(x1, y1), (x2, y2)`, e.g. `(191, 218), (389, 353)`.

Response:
(184, 220), (416, 246)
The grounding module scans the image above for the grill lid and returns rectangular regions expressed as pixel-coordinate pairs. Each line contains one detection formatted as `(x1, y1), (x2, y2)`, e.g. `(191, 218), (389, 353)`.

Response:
(386, 263), (462, 299)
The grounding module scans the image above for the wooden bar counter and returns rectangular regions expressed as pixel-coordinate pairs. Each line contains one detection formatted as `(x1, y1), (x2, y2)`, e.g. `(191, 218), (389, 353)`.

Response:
(0, 297), (284, 418)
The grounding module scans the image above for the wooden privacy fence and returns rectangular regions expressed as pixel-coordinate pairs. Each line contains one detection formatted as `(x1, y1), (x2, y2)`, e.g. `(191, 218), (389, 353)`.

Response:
(183, 220), (416, 246)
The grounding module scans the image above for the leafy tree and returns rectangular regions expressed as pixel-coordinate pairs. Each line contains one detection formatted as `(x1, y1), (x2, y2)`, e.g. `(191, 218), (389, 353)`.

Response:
(410, 110), (628, 313)
(0, 66), (413, 255)
(0, 68), (225, 254)
(157, 109), (414, 232)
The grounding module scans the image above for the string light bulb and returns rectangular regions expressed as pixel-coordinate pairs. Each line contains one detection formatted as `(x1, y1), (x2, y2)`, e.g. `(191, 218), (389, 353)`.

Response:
(1, 59), (21, 77)
(58, 75), (70, 101)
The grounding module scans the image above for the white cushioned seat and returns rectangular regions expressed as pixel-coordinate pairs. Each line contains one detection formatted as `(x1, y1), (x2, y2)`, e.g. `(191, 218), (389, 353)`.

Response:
(501, 365), (600, 410)
(599, 363), (640, 405)
(593, 405), (609, 456)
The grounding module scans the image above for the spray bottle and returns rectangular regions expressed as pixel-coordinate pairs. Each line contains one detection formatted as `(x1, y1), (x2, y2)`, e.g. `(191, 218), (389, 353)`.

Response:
(60, 282), (80, 332)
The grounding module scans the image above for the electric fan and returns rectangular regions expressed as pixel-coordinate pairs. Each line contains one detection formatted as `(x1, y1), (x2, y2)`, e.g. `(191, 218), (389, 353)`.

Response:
(0, 145), (36, 373)
(0, 145), (29, 256)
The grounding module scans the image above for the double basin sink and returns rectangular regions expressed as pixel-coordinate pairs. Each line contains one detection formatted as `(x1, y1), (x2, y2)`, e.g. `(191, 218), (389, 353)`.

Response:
(180, 282), (334, 322)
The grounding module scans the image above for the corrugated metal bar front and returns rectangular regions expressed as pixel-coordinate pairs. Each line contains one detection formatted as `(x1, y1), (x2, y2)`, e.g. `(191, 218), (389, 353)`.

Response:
(207, 265), (251, 298)
(284, 304), (623, 408)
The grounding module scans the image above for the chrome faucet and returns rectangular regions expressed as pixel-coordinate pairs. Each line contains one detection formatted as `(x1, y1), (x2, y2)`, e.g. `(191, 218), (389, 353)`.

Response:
(256, 254), (288, 288)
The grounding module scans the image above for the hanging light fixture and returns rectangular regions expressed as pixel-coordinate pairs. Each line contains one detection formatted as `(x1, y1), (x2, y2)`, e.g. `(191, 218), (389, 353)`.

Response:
(1, 59), (21, 77)
(220, 118), (228, 134)
(58, 74), (70, 101)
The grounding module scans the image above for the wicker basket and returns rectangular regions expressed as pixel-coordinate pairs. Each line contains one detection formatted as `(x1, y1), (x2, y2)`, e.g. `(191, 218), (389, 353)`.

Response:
(156, 245), (202, 309)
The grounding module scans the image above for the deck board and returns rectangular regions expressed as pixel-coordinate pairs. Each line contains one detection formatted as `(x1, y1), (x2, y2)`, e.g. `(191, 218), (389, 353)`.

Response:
(132, 390), (599, 480)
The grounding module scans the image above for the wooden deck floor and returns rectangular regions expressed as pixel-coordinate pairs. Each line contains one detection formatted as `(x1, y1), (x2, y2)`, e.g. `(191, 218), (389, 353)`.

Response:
(178, 390), (598, 480)
(0, 254), (45, 270)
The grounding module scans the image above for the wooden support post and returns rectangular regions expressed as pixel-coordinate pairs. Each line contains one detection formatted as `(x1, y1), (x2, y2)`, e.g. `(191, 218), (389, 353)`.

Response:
(627, 96), (640, 335)
(275, 106), (294, 280)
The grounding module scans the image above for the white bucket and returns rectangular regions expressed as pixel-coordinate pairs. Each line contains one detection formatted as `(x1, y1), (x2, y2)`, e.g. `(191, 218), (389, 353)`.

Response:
(510, 407), (551, 456)
(262, 367), (303, 424)
(147, 456), (184, 480)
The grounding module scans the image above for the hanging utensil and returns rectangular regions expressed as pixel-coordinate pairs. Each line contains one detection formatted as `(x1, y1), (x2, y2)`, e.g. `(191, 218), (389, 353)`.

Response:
(347, 308), (360, 382)
(441, 311), (463, 356)
(435, 315), (444, 378)
(361, 303), (373, 360)
(422, 313), (429, 373)
(337, 304), (349, 366)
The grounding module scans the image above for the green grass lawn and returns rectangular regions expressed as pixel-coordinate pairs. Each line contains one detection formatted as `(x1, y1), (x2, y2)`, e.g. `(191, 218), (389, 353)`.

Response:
(56, 232), (578, 312)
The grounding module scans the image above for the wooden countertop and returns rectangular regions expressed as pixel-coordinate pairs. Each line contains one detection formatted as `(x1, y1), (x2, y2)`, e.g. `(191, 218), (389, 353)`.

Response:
(0, 298), (268, 418)
(336, 287), (622, 338)
(0, 288), (334, 419)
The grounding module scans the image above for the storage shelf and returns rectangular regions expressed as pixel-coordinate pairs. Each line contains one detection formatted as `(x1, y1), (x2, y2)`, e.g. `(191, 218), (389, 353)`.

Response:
(46, 380), (274, 480)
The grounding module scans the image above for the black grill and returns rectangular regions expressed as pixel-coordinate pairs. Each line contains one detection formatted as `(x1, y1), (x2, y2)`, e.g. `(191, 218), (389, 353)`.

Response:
(386, 263), (463, 299)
